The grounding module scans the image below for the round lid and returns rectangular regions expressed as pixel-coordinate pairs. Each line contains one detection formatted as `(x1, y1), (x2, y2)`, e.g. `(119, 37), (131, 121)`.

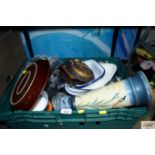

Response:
(61, 59), (94, 83)
(69, 59), (94, 79)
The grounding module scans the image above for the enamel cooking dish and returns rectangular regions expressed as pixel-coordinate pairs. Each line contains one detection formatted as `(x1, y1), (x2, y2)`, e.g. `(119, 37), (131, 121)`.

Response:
(65, 61), (117, 96)
(10, 59), (50, 110)
(76, 62), (117, 90)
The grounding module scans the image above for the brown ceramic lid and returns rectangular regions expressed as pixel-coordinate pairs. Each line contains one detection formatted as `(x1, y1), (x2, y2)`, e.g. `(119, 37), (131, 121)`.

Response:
(68, 59), (94, 82)
(60, 59), (94, 83)
(10, 59), (50, 110)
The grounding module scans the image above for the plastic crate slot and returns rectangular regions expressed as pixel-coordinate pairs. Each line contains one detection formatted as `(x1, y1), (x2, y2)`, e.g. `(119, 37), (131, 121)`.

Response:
(79, 122), (85, 126)
(95, 121), (101, 125)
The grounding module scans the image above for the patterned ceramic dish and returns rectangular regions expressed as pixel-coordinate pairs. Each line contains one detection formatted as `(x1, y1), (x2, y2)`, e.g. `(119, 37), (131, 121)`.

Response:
(10, 59), (50, 110)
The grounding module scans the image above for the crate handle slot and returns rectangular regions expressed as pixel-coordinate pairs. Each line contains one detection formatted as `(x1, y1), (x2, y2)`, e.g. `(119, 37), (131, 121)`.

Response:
(79, 122), (85, 126)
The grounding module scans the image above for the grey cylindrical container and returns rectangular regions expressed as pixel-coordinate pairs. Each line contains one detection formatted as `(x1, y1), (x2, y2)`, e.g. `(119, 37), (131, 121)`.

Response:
(127, 71), (152, 106)
(75, 71), (153, 110)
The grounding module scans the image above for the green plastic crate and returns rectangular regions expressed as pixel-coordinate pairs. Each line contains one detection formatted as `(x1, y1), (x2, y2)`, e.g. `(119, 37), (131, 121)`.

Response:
(0, 58), (149, 129)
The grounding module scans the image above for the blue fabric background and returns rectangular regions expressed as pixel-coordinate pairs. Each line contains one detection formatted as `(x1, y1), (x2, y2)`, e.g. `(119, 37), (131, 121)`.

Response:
(28, 28), (113, 58)
(21, 28), (137, 60)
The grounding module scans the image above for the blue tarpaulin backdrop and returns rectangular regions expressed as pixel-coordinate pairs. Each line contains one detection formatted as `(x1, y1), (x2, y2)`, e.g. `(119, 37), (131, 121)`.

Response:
(21, 28), (137, 60)
(114, 28), (138, 60)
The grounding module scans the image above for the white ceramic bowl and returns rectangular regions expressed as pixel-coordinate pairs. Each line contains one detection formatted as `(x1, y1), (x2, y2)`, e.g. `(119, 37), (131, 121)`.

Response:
(31, 91), (49, 111)
(65, 84), (88, 96)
